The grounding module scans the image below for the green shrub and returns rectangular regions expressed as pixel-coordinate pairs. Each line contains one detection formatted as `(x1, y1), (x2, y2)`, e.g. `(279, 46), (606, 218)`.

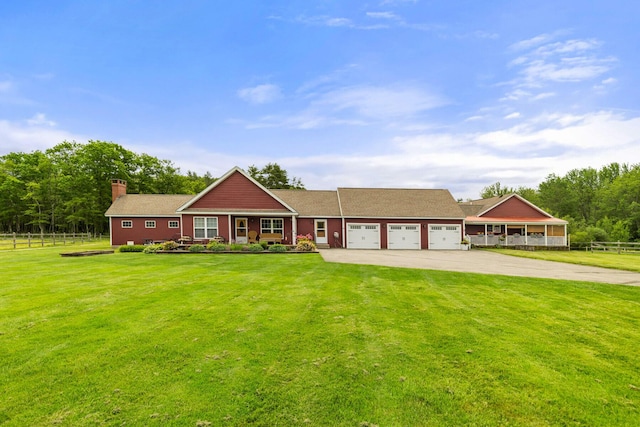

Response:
(295, 240), (317, 252)
(118, 245), (145, 252)
(207, 242), (227, 252)
(143, 244), (163, 254)
(260, 241), (269, 250)
(268, 244), (288, 253)
(162, 241), (179, 251)
(206, 241), (224, 251)
(230, 243), (245, 251)
(248, 243), (265, 252)
(189, 244), (206, 253)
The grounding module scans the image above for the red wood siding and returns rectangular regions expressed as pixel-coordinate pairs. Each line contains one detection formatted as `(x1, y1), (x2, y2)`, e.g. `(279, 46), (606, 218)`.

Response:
(484, 197), (546, 218)
(190, 171), (289, 210)
(296, 218), (343, 248)
(110, 217), (181, 246)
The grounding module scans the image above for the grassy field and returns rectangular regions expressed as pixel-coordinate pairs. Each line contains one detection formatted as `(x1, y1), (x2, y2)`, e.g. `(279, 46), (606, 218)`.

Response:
(488, 248), (640, 273)
(2, 245), (640, 426)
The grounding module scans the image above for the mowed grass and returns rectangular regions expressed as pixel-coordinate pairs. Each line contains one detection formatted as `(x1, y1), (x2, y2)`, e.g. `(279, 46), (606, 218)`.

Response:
(1, 246), (640, 426)
(489, 248), (640, 273)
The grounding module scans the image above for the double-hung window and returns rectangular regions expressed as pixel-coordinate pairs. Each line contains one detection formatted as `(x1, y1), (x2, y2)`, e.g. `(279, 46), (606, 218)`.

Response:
(260, 218), (283, 235)
(194, 217), (218, 239)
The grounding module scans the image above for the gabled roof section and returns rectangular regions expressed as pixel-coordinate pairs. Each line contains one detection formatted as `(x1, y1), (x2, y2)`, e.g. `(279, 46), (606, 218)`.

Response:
(337, 188), (465, 218)
(105, 194), (193, 217)
(459, 195), (504, 216)
(271, 189), (341, 217)
(460, 194), (565, 222)
(177, 166), (297, 214)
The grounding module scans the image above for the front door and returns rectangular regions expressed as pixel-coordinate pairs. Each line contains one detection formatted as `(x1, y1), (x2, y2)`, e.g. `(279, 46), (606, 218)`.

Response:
(315, 219), (328, 244)
(235, 218), (248, 243)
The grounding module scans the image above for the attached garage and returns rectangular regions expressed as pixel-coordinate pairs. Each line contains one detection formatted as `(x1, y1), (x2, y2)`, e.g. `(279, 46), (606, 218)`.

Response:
(428, 224), (461, 250)
(347, 223), (380, 249)
(388, 224), (421, 250)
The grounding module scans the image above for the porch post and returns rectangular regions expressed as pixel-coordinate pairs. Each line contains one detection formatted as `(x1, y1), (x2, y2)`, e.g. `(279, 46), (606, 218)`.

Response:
(545, 224), (548, 246)
(228, 215), (233, 242)
(292, 216), (297, 244)
(484, 224), (488, 245)
(525, 224), (528, 246)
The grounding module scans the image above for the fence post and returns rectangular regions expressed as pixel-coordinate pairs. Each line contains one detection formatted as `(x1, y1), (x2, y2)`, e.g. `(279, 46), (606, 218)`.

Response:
(53, 232), (56, 246)
(28, 232), (31, 248)
(617, 241), (621, 254)
(13, 232), (16, 249)
(41, 232), (44, 247)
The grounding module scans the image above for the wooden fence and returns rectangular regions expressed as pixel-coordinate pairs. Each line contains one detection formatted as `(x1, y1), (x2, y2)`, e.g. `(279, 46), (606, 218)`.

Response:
(0, 232), (100, 250)
(590, 241), (640, 254)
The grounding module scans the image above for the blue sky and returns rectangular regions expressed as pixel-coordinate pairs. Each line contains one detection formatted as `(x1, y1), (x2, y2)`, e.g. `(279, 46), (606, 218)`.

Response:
(1, 1), (639, 199)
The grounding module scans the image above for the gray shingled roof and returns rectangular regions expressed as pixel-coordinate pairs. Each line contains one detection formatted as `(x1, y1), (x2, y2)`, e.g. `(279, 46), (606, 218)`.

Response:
(337, 188), (465, 218)
(270, 190), (341, 217)
(105, 194), (193, 216)
(105, 186), (466, 219)
(458, 195), (504, 216)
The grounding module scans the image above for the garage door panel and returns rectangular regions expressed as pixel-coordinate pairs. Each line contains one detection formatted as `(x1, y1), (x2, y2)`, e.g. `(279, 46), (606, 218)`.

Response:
(347, 224), (380, 249)
(429, 225), (461, 250)
(388, 224), (420, 250)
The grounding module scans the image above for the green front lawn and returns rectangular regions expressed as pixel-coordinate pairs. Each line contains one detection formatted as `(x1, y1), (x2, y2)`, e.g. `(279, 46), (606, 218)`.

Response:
(1, 245), (639, 426)
(488, 248), (640, 272)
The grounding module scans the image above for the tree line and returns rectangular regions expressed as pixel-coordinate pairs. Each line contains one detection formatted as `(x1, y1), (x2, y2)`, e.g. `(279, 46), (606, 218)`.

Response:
(3, 140), (637, 242)
(0, 140), (303, 234)
(480, 163), (640, 243)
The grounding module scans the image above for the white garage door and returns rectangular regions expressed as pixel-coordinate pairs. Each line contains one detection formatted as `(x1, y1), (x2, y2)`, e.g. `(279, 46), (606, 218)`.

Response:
(388, 224), (421, 250)
(347, 224), (380, 249)
(429, 225), (461, 250)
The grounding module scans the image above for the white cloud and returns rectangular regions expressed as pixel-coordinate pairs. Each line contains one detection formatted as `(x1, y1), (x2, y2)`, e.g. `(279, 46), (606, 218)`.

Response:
(366, 11), (400, 20)
(282, 110), (640, 198)
(235, 82), (447, 130)
(26, 113), (56, 127)
(0, 117), (84, 154)
(314, 84), (447, 119)
(0, 80), (12, 92)
(504, 112), (521, 120)
(237, 84), (282, 105)
(505, 34), (616, 92)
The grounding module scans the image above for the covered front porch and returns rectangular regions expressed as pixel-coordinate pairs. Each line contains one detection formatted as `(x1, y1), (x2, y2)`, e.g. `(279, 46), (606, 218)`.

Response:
(466, 222), (567, 247)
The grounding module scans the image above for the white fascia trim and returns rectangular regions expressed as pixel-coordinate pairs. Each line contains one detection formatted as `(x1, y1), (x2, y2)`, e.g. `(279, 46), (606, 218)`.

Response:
(342, 216), (465, 220)
(466, 220), (568, 225)
(296, 215), (343, 219)
(105, 214), (181, 218)
(181, 211), (299, 217)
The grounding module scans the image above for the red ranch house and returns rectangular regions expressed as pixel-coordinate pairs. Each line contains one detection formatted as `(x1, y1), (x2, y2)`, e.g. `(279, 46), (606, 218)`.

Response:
(106, 166), (567, 250)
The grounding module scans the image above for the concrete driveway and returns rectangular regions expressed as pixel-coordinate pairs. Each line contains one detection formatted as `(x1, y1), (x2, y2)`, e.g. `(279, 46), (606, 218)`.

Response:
(318, 249), (640, 287)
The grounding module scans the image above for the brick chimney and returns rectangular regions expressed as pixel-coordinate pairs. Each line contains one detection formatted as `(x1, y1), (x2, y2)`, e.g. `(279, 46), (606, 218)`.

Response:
(111, 179), (127, 202)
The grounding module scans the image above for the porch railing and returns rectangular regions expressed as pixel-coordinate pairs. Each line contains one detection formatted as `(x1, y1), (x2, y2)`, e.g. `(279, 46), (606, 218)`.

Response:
(469, 234), (567, 247)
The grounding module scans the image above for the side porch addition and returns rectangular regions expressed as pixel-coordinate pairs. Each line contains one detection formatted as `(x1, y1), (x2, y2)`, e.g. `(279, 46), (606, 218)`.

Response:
(467, 223), (567, 247)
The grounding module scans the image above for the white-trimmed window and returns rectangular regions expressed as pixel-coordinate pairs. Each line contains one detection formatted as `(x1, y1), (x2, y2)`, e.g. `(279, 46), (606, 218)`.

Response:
(168, 220), (179, 229)
(145, 220), (156, 229)
(121, 220), (133, 228)
(194, 217), (218, 239)
(261, 218), (283, 235)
